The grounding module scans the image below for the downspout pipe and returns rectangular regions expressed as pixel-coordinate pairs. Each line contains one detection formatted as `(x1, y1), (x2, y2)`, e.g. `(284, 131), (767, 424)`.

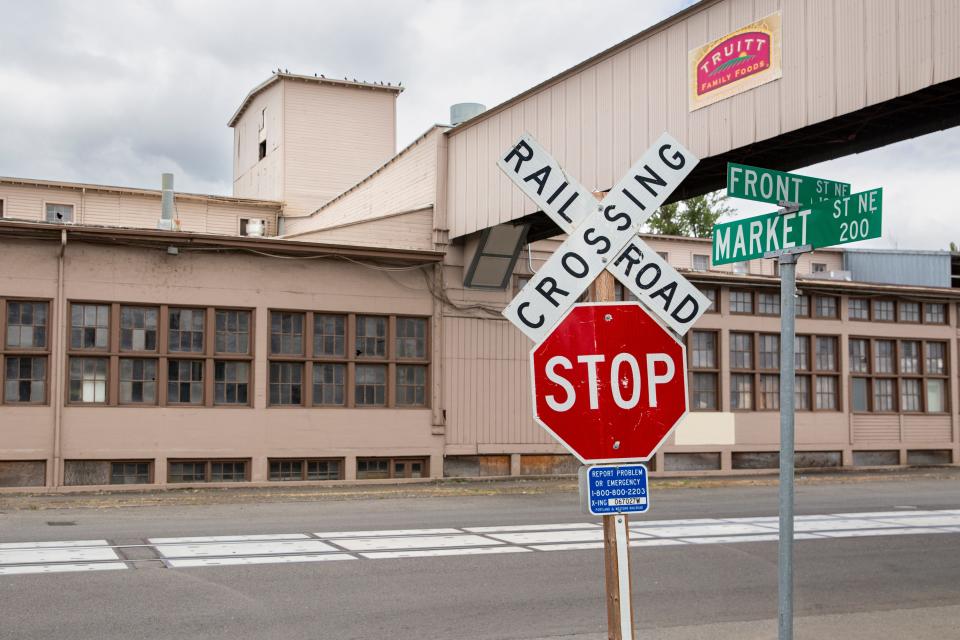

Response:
(52, 229), (67, 487)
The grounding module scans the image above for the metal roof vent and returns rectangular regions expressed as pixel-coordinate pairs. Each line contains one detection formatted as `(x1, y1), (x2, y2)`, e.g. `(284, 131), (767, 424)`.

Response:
(158, 173), (175, 231)
(450, 102), (486, 126)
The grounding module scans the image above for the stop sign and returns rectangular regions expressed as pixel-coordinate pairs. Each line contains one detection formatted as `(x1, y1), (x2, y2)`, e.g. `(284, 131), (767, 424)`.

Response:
(531, 302), (688, 463)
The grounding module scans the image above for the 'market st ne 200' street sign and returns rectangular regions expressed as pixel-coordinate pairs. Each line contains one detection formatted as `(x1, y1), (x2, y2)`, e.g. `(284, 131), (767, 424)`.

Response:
(712, 186), (883, 265)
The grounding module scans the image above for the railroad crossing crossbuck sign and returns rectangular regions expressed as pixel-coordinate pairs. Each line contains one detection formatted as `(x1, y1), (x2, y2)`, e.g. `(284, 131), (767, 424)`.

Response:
(499, 132), (700, 463)
(499, 133), (710, 343)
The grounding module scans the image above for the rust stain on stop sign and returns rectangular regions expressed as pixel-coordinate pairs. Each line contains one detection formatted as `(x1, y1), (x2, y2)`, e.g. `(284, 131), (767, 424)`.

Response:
(530, 302), (688, 464)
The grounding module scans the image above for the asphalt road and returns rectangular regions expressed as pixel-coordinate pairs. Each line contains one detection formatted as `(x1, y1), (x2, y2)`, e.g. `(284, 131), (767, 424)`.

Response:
(2, 475), (960, 640)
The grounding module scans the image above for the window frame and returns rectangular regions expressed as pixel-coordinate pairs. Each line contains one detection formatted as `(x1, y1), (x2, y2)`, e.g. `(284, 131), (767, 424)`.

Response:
(167, 458), (251, 483)
(267, 310), (431, 409)
(65, 302), (254, 408)
(43, 201), (75, 223)
(687, 330), (720, 412)
(729, 290), (753, 315)
(356, 456), (429, 480)
(729, 330), (841, 412)
(267, 457), (345, 482)
(0, 297), (53, 406)
(848, 336), (950, 414)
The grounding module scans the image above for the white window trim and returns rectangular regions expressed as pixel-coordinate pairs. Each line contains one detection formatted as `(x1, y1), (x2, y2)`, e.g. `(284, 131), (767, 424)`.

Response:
(43, 200), (76, 224)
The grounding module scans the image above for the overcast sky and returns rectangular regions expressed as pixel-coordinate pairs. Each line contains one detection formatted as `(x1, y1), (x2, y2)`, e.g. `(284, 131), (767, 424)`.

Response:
(1, 0), (957, 251)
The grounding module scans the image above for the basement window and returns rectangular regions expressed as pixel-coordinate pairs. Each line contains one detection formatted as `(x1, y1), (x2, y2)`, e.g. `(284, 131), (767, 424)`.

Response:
(45, 203), (74, 223)
(258, 140), (267, 161)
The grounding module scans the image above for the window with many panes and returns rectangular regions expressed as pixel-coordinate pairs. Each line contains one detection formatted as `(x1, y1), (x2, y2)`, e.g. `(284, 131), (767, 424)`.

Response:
(758, 292), (780, 316)
(898, 301), (920, 323)
(120, 358), (157, 404)
(795, 294), (810, 317)
(872, 299), (895, 322)
(730, 290), (753, 314)
(814, 296), (838, 319)
(688, 331), (718, 411)
(120, 306), (158, 351)
(72, 303), (109, 350)
(268, 458), (343, 481)
(698, 287), (717, 312)
(849, 338), (949, 413)
(357, 457), (427, 479)
(168, 308), (204, 352)
(848, 297), (870, 321)
(168, 459), (249, 483)
(66, 302), (252, 407)
(267, 310), (430, 408)
(730, 331), (839, 412)
(1, 299), (50, 404)
(110, 462), (151, 485)
(924, 303), (947, 325)
(693, 254), (709, 271)
(792, 334), (839, 411)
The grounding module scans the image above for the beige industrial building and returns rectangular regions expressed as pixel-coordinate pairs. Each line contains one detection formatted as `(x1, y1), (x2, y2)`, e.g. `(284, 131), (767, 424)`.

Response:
(1, 0), (960, 490)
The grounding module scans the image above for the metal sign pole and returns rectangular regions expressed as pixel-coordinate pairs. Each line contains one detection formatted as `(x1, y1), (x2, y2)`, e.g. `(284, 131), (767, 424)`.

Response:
(768, 201), (807, 640)
(777, 249), (797, 640)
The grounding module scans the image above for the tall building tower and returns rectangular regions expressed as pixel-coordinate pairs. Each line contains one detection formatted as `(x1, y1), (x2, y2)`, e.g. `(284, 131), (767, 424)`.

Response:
(229, 72), (402, 218)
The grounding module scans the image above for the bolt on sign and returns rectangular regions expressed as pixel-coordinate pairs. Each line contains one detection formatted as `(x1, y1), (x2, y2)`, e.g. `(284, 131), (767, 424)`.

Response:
(688, 12), (782, 111)
(712, 187), (883, 265)
(498, 132), (709, 343)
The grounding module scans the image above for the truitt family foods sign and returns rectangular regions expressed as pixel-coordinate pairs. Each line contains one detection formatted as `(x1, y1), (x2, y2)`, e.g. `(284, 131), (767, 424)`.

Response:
(688, 12), (782, 111)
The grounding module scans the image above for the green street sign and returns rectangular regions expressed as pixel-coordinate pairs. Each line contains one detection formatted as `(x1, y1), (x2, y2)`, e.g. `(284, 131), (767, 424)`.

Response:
(712, 188), (882, 265)
(727, 163), (851, 206)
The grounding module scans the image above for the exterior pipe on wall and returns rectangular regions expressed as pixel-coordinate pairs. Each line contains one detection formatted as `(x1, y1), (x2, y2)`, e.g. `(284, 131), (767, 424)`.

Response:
(52, 229), (67, 487)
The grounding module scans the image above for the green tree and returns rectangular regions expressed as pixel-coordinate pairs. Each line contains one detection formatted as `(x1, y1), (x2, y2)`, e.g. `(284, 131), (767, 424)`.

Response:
(646, 191), (732, 238)
(950, 241), (958, 252)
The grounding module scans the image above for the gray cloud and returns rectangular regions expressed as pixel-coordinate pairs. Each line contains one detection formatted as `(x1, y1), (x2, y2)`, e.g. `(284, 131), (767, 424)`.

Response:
(1, 0), (956, 250)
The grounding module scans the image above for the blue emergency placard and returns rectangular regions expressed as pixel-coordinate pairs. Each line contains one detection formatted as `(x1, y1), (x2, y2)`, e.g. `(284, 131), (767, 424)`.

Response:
(583, 464), (649, 515)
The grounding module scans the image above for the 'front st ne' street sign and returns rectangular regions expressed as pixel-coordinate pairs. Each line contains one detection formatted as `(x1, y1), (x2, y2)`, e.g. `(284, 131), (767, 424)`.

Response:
(727, 162), (851, 206)
(712, 187), (883, 265)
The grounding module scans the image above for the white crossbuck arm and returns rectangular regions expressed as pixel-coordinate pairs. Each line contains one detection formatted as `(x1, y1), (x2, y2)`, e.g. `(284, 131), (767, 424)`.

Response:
(498, 132), (710, 343)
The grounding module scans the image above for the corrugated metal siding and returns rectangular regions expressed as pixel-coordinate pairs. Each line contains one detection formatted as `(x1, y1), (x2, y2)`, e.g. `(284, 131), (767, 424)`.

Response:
(903, 415), (952, 442)
(0, 184), (279, 236)
(443, 315), (550, 446)
(282, 80), (396, 217)
(284, 128), (440, 238)
(288, 209), (434, 252)
(843, 251), (951, 287)
(232, 82), (284, 202)
(446, 0), (960, 239)
(852, 414), (901, 442)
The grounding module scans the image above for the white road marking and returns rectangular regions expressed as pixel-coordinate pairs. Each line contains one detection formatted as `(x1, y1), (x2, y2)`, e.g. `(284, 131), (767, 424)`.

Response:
(154, 540), (338, 558)
(0, 546), (121, 565)
(316, 528), (461, 538)
(487, 529), (647, 545)
(148, 533), (309, 544)
(333, 534), (499, 552)
(464, 523), (599, 533)
(634, 523), (776, 538)
(3, 509), (960, 577)
(677, 533), (823, 544)
(0, 539), (110, 550)
(360, 547), (530, 560)
(0, 562), (128, 576)
(166, 554), (356, 568)
(816, 527), (955, 538)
